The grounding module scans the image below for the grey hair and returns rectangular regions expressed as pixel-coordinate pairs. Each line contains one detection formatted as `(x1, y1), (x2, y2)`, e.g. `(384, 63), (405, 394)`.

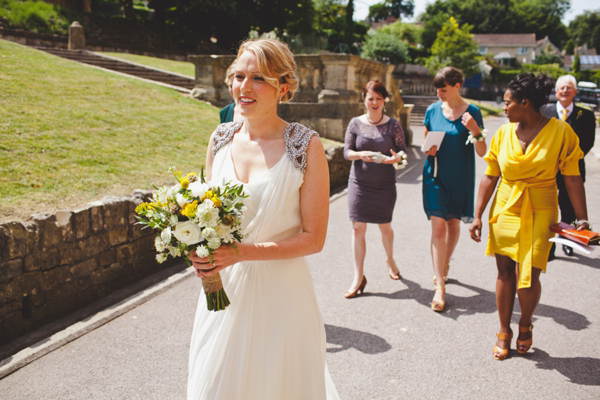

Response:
(555, 75), (577, 91)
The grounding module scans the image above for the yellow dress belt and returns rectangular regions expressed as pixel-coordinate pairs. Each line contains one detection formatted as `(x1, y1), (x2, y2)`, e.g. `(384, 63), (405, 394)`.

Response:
(489, 178), (556, 289)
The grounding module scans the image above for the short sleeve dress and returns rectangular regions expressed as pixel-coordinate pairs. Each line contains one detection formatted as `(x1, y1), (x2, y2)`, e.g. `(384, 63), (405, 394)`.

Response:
(422, 102), (484, 223)
(484, 118), (583, 289)
(343, 117), (406, 224)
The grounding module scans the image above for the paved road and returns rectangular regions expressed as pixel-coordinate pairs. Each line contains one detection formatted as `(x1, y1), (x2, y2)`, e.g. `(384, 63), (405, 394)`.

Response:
(1, 115), (599, 399)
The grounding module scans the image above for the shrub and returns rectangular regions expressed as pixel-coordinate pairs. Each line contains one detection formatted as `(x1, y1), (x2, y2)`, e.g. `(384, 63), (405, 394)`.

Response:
(0, 0), (68, 33)
(361, 31), (409, 64)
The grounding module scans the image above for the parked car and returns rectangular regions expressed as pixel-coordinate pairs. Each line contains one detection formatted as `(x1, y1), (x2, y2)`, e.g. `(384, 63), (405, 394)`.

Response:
(575, 87), (600, 108)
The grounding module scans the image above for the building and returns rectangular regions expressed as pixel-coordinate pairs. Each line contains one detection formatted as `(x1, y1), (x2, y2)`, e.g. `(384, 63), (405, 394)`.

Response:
(473, 33), (537, 65)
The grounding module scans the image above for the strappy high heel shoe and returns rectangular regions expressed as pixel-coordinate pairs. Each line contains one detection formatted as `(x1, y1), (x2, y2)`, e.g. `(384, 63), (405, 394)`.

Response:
(493, 331), (513, 360)
(345, 276), (367, 299)
(387, 260), (401, 280)
(431, 286), (445, 312)
(516, 324), (534, 354)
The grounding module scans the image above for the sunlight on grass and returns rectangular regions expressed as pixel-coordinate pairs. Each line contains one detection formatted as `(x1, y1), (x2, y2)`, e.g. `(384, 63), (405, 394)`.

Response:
(0, 39), (219, 222)
(99, 52), (195, 77)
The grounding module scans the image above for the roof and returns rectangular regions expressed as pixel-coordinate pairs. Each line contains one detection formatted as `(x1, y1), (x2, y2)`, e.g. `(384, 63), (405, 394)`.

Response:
(473, 33), (537, 46)
(571, 55), (600, 65)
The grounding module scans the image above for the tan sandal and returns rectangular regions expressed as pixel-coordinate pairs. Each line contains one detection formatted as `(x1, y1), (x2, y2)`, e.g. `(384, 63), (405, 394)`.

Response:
(516, 324), (533, 354)
(493, 331), (513, 360)
(431, 286), (445, 312)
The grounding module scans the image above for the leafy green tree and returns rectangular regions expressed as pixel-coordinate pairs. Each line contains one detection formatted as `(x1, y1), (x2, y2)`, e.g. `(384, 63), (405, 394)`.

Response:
(591, 25), (600, 54)
(377, 19), (423, 44)
(535, 50), (563, 67)
(418, 0), (570, 48)
(361, 30), (409, 64)
(564, 39), (575, 55)
(568, 10), (600, 47)
(345, 0), (354, 44)
(572, 53), (581, 73)
(367, 0), (414, 22)
(425, 17), (481, 77)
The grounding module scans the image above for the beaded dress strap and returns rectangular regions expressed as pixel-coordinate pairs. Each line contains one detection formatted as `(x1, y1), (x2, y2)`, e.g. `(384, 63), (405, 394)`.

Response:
(211, 121), (243, 157)
(211, 121), (318, 173)
(284, 122), (319, 174)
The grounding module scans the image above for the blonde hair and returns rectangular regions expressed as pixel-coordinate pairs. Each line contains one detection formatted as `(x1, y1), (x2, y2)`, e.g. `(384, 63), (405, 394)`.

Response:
(225, 59), (237, 86)
(237, 38), (299, 102)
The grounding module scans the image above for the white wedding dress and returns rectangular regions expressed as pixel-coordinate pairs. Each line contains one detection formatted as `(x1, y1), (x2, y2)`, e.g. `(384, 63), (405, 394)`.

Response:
(187, 121), (340, 400)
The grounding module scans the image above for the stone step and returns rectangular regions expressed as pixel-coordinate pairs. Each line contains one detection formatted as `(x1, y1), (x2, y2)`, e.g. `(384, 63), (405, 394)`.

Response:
(34, 46), (195, 90)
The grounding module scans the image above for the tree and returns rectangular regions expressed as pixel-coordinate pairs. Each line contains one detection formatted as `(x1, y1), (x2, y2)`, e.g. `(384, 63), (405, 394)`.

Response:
(425, 17), (481, 77)
(591, 25), (600, 54)
(564, 39), (575, 55)
(535, 50), (563, 67)
(418, 0), (570, 48)
(568, 10), (600, 47)
(368, 0), (414, 22)
(345, 0), (354, 44)
(361, 31), (409, 64)
(572, 53), (581, 74)
(377, 19), (423, 44)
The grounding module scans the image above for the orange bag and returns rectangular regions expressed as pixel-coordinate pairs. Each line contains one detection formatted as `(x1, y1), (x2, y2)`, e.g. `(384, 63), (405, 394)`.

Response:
(550, 222), (600, 246)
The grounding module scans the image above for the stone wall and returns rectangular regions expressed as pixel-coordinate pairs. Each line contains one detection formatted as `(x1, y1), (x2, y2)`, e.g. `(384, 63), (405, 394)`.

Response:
(0, 191), (178, 346)
(325, 144), (351, 190)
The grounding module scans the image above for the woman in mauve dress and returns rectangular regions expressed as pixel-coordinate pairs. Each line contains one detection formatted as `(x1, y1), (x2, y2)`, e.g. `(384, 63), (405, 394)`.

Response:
(343, 80), (407, 298)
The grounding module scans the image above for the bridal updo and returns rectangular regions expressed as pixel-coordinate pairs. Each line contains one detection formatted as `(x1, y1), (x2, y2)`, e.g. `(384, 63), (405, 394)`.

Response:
(507, 73), (554, 111)
(237, 38), (299, 103)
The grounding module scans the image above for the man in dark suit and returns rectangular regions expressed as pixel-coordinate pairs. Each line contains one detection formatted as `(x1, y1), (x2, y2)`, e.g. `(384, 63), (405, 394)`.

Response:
(541, 75), (596, 259)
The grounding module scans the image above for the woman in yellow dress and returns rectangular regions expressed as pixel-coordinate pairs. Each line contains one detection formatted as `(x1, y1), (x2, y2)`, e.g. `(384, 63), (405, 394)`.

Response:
(469, 74), (590, 360)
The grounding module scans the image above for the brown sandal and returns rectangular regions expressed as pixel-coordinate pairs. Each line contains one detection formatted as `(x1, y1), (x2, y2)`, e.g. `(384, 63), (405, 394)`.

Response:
(516, 324), (533, 354)
(493, 331), (513, 360)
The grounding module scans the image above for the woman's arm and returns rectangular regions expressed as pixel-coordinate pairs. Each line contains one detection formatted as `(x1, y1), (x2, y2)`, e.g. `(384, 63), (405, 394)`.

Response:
(192, 136), (330, 277)
(563, 175), (590, 230)
(462, 112), (487, 157)
(469, 174), (500, 242)
(204, 133), (216, 181)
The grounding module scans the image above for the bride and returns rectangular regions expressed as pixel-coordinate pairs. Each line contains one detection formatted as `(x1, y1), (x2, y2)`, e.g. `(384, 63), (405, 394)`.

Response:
(187, 39), (340, 399)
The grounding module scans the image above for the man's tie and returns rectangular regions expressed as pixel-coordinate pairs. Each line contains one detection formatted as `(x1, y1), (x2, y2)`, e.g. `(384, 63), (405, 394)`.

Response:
(561, 110), (569, 121)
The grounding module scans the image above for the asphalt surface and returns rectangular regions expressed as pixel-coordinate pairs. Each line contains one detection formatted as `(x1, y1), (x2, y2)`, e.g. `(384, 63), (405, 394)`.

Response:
(1, 114), (599, 399)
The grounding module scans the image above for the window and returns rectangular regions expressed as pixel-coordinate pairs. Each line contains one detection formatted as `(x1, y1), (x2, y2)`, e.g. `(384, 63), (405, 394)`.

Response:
(517, 47), (529, 55)
(478, 46), (488, 54)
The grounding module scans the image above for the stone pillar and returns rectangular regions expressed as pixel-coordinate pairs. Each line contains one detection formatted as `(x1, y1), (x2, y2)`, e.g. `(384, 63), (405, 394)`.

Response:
(68, 21), (85, 50)
(318, 54), (360, 103)
(188, 55), (236, 107)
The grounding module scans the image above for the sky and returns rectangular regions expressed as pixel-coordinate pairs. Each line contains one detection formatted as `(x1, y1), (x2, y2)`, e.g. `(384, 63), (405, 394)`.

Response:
(353, 0), (597, 25)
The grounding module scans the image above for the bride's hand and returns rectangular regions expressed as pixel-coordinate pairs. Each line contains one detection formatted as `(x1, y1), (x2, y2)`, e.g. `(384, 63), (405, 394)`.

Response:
(189, 243), (247, 278)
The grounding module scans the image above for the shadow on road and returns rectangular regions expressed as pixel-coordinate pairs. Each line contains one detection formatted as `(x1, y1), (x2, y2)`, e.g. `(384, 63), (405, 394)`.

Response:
(530, 348), (600, 386)
(552, 254), (600, 269)
(362, 278), (590, 331)
(325, 324), (391, 354)
(395, 147), (426, 185)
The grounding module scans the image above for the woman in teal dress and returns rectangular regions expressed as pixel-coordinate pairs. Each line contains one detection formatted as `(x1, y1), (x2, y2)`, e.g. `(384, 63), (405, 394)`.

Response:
(422, 67), (487, 311)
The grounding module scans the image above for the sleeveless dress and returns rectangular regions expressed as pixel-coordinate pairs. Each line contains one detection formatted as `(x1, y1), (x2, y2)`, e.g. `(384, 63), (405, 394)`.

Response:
(484, 119), (583, 289)
(422, 102), (484, 223)
(187, 121), (340, 400)
(343, 117), (406, 223)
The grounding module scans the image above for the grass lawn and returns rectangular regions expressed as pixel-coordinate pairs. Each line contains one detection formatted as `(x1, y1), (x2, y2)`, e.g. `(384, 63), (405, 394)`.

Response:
(0, 39), (218, 223)
(99, 52), (195, 77)
(466, 99), (503, 117)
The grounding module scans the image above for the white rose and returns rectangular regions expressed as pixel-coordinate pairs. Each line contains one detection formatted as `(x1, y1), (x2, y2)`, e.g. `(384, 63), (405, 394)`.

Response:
(173, 221), (203, 245)
(156, 253), (168, 264)
(188, 181), (209, 198)
(154, 236), (165, 252)
(207, 237), (221, 250)
(175, 193), (188, 207)
(161, 226), (172, 243)
(195, 245), (209, 258)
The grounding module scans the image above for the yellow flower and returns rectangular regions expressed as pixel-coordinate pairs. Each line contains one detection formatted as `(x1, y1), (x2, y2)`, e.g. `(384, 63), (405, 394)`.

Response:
(186, 172), (198, 183)
(135, 202), (150, 214)
(211, 196), (221, 207)
(181, 200), (199, 218)
(181, 178), (190, 189)
(203, 190), (214, 200)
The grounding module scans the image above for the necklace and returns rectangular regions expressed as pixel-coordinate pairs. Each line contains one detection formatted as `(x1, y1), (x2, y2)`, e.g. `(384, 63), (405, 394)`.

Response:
(367, 113), (384, 125)
(517, 114), (544, 146)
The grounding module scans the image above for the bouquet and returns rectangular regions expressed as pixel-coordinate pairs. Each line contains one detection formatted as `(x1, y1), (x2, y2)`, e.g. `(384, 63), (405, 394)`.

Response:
(135, 166), (248, 311)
